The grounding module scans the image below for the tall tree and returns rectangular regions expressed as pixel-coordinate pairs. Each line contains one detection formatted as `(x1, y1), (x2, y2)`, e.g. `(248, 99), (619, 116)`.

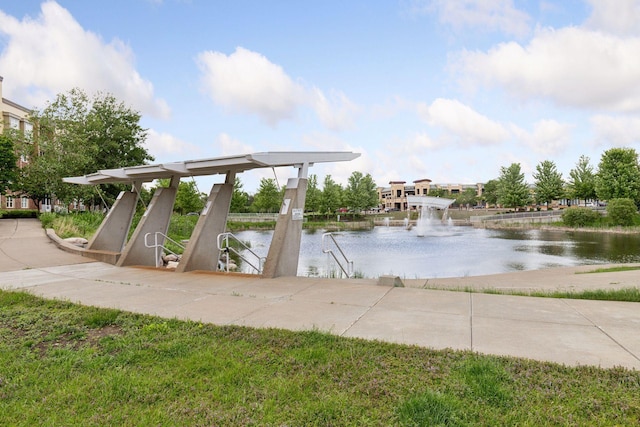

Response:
(252, 178), (282, 213)
(532, 160), (564, 206)
(304, 174), (321, 212)
(0, 133), (17, 194)
(567, 155), (597, 205)
(497, 163), (530, 208)
(344, 171), (378, 212)
(456, 187), (478, 208)
(230, 176), (249, 213)
(320, 175), (343, 214)
(482, 179), (499, 207)
(19, 88), (152, 207)
(595, 147), (640, 203)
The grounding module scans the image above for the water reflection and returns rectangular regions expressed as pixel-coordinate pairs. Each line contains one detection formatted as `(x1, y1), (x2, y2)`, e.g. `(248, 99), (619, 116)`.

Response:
(234, 226), (640, 278)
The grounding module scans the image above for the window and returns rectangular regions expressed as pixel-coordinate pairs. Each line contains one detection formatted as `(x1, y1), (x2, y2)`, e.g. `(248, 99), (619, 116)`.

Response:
(21, 197), (29, 209)
(9, 116), (20, 130)
(6, 196), (14, 209)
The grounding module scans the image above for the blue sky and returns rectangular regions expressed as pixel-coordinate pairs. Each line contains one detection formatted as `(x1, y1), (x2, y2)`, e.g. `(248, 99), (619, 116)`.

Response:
(2, 1), (640, 193)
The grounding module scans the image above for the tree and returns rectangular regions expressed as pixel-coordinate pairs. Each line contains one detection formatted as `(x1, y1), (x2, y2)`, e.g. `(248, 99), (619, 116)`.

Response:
(428, 187), (447, 198)
(252, 178), (282, 213)
(174, 180), (205, 215)
(482, 179), (499, 207)
(595, 147), (640, 203)
(18, 88), (152, 208)
(606, 198), (637, 226)
(456, 187), (477, 208)
(344, 171), (378, 212)
(497, 163), (530, 208)
(567, 155), (597, 205)
(304, 174), (321, 212)
(532, 160), (564, 206)
(0, 133), (17, 194)
(230, 177), (249, 213)
(320, 175), (343, 214)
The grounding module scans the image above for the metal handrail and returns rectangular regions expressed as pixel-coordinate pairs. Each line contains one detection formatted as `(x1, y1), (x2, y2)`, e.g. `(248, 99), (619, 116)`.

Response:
(217, 232), (265, 274)
(144, 232), (185, 268)
(322, 232), (354, 278)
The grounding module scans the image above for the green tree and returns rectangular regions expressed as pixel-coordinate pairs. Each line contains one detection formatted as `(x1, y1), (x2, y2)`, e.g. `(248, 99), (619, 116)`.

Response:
(456, 187), (477, 208)
(344, 171), (378, 212)
(532, 160), (564, 206)
(482, 179), (499, 207)
(427, 187), (447, 198)
(174, 180), (205, 215)
(567, 155), (597, 205)
(0, 133), (17, 194)
(19, 88), (152, 208)
(304, 174), (321, 212)
(252, 178), (282, 213)
(606, 198), (637, 226)
(595, 147), (640, 203)
(320, 175), (343, 214)
(497, 163), (530, 208)
(230, 177), (249, 213)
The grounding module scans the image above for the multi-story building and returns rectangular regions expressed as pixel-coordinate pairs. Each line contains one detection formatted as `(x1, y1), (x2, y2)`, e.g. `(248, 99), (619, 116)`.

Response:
(0, 76), (39, 211)
(378, 179), (484, 211)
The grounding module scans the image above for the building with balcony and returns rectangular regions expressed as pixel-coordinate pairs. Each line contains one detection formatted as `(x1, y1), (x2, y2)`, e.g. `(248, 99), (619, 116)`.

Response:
(0, 76), (39, 212)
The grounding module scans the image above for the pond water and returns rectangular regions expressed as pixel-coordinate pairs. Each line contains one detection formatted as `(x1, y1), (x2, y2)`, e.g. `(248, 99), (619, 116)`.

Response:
(234, 225), (640, 279)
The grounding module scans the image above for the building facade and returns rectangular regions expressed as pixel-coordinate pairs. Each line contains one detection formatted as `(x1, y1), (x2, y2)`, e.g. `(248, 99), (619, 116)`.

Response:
(0, 76), (40, 212)
(378, 179), (484, 211)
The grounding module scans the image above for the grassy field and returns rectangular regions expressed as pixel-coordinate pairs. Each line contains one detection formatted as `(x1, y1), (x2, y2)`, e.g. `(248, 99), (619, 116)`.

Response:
(1, 290), (639, 426)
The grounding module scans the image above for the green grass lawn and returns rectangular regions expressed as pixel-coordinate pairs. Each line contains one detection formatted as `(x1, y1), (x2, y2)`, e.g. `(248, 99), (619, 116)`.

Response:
(1, 290), (639, 426)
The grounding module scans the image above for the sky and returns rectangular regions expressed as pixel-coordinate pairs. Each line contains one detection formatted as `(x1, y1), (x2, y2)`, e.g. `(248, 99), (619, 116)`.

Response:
(2, 0), (640, 193)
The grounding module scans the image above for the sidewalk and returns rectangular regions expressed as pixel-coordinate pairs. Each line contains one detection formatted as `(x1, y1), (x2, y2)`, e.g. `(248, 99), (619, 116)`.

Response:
(1, 218), (638, 370)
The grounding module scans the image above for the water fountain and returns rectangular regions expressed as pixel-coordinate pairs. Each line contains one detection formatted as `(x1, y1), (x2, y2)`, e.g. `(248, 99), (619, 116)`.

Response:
(407, 196), (455, 237)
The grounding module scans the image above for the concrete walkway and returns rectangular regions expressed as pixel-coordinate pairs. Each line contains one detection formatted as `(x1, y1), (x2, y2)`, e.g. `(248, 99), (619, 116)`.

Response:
(1, 218), (639, 370)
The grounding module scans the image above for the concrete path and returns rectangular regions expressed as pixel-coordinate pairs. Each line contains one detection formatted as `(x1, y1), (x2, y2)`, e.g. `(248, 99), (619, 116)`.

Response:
(1, 218), (639, 370)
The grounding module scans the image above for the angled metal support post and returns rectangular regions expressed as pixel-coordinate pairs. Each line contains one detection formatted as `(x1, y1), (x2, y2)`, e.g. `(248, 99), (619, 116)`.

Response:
(262, 163), (309, 278)
(86, 182), (141, 256)
(176, 171), (235, 272)
(117, 176), (179, 267)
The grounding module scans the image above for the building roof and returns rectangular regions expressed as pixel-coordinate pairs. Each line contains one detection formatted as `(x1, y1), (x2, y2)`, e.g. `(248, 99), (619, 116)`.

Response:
(63, 151), (360, 185)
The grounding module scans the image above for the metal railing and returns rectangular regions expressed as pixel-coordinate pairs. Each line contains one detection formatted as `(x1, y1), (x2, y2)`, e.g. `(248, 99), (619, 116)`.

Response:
(322, 232), (354, 278)
(217, 232), (265, 274)
(144, 232), (185, 268)
(470, 210), (563, 223)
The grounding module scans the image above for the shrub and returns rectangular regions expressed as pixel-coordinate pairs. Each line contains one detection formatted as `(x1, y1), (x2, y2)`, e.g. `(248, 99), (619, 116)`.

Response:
(606, 198), (638, 226)
(561, 207), (600, 227)
(0, 209), (38, 219)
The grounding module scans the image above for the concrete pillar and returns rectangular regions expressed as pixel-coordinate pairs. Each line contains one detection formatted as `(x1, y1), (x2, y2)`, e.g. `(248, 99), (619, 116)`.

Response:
(87, 190), (138, 254)
(262, 175), (308, 278)
(116, 178), (178, 267)
(176, 174), (234, 273)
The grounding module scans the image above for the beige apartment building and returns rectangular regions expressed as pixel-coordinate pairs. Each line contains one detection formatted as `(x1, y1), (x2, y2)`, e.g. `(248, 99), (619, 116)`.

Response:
(0, 76), (40, 211)
(378, 179), (484, 211)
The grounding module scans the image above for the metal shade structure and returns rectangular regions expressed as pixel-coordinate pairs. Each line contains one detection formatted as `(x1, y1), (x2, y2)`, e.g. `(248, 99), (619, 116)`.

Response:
(62, 151), (360, 278)
(406, 195), (455, 209)
(63, 151), (360, 185)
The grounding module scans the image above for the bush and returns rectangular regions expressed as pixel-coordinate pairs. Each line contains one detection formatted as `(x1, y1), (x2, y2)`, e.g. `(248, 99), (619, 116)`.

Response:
(606, 198), (638, 226)
(561, 207), (601, 227)
(0, 209), (38, 219)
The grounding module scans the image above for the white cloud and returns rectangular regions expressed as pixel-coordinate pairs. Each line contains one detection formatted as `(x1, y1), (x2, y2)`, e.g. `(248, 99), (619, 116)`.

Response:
(418, 98), (510, 145)
(456, 26), (640, 112)
(0, 1), (170, 118)
(196, 46), (358, 129)
(590, 114), (640, 147)
(413, 0), (531, 37)
(144, 129), (201, 161)
(510, 119), (573, 155)
(585, 0), (640, 36)
(310, 88), (358, 131)
(215, 133), (255, 156)
(197, 47), (305, 126)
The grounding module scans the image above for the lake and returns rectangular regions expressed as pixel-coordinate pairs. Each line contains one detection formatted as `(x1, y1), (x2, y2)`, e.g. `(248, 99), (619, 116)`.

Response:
(234, 225), (640, 278)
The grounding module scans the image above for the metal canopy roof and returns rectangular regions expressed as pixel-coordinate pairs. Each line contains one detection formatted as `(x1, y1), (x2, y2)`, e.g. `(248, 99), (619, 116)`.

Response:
(63, 151), (360, 185)
(406, 195), (455, 209)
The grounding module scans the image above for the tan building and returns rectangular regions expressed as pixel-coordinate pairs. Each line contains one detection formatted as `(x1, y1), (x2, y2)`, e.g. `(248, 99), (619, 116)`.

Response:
(378, 179), (484, 211)
(1, 76), (39, 211)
